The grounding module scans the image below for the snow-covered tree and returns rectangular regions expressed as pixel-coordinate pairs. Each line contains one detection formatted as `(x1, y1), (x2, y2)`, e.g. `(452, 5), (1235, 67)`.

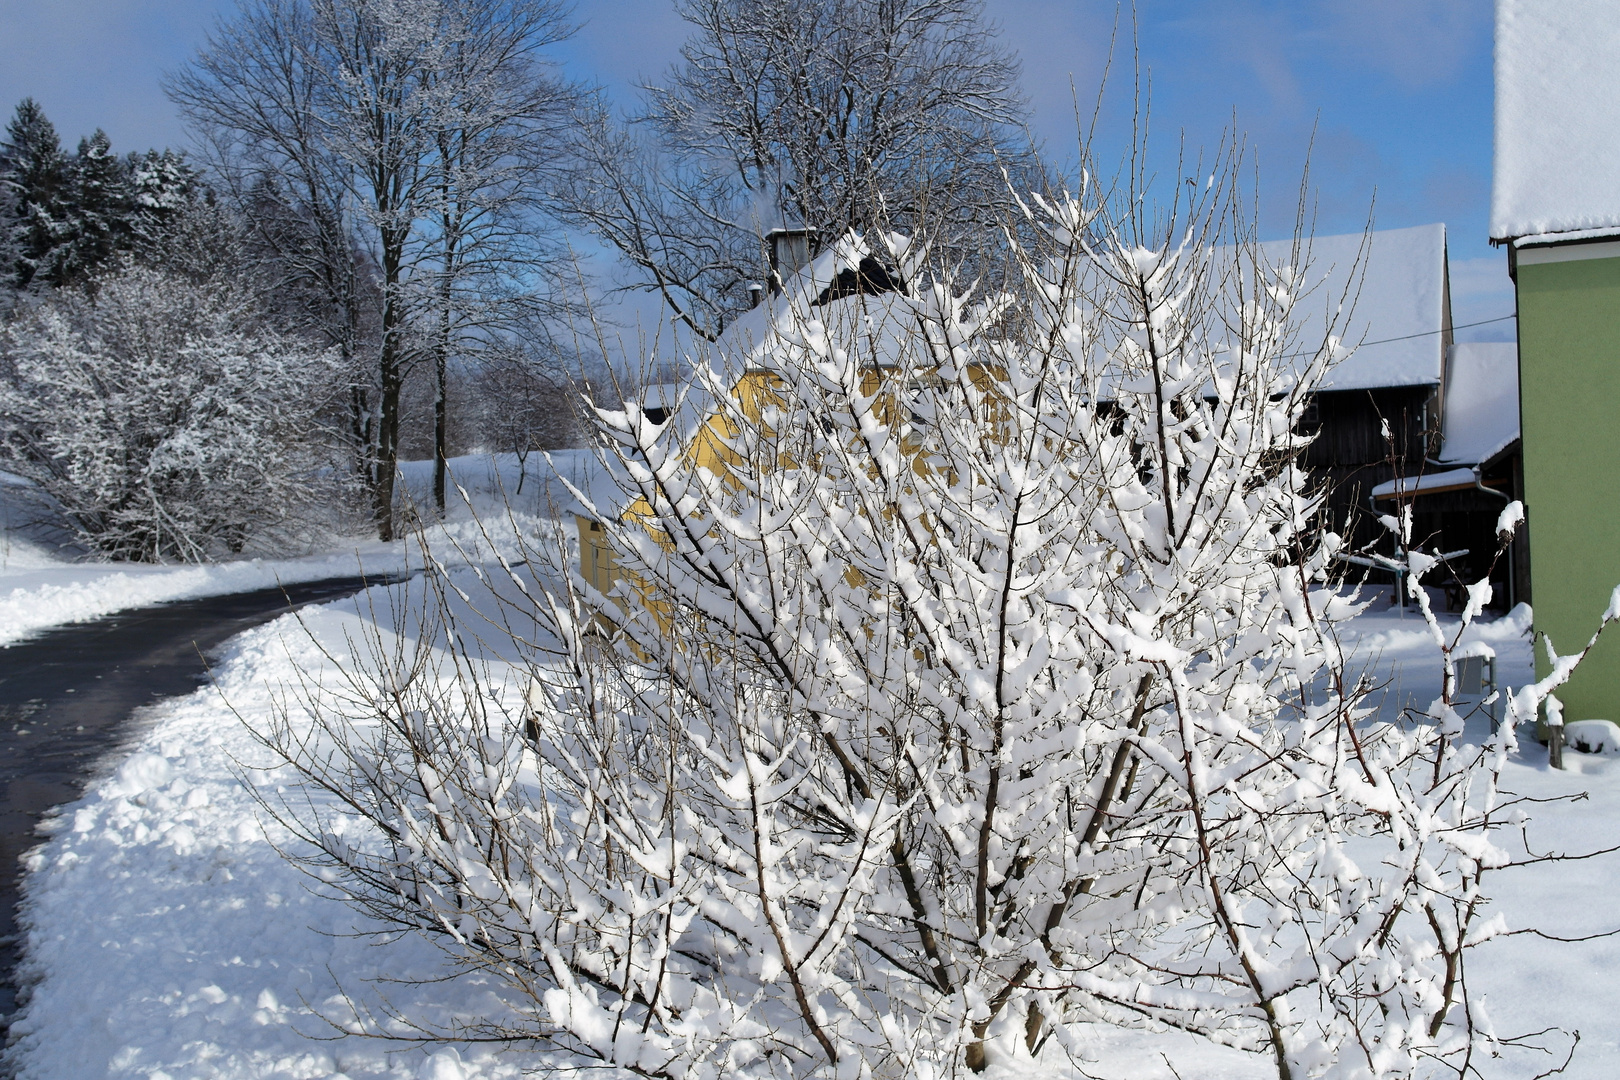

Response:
(0, 99), (68, 289)
(558, 0), (1041, 334)
(1, 101), (203, 291)
(257, 149), (1606, 1078)
(41, 129), (132, 287)
(127, 148), (202, 253)
(171, 0), (585, 539)
(472, 351), (581, 487)
(416, 0), (585, 515)
(174, 0), (442, 540)
(0, 263), (340, 561)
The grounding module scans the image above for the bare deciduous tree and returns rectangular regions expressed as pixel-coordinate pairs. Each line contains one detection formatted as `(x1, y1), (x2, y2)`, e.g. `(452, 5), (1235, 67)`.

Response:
(417, 0), (585, 515)
(472, 352), (581, 490)
(170, 0), (582, 537)
(169, 1), (390, 526)
(558, 0), (1041, 336)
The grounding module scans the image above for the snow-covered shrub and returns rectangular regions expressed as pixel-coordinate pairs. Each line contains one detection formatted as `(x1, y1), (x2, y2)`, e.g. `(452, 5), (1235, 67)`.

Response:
(0, 262), (340, 560)
(259, 164), (1608, 1080)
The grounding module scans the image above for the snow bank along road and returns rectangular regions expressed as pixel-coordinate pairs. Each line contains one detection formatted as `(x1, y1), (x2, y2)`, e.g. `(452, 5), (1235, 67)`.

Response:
(8, 587), (1620, 1079)
(0, 575), (398, 1037)
(0, 551), (416, 649)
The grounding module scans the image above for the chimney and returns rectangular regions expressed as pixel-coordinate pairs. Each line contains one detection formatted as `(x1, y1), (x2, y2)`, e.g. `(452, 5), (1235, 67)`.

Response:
(747, 281), (764, 308)
(766, 227), (817, 292)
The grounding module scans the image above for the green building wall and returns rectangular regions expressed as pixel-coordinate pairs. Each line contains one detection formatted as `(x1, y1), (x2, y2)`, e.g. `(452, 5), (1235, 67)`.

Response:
(1516, 249), (1620, 721)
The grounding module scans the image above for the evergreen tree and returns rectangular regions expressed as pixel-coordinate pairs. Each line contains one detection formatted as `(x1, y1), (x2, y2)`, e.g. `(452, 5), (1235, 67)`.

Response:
(43, 130), (134, 287)
(2, 102), (205, 291)
(0, 180), (14, 304)
(127, 148), (199, 252)
(136, 192), (239, 285)
(0, 98), (68, 288)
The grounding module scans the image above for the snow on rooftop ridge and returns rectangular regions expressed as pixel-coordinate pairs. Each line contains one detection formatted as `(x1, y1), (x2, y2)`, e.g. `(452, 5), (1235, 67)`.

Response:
(709, 238), (920, 373)
(674, 223), (1447, 399)
(1440, 342), (1520, 466)
(1259, 223), (1448, 392)
(1491, 0), (1620, 240)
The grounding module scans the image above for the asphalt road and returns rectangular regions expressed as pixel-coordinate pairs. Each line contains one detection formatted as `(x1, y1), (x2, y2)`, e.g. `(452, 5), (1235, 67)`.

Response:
(0, 574), (395, 1036)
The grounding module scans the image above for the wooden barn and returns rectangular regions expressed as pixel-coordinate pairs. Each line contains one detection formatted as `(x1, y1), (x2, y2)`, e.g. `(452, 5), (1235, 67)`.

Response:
(1276, 223), (1521, 607)
(1276, 224), (1450, 549)
(1368, 342), (1523, 608)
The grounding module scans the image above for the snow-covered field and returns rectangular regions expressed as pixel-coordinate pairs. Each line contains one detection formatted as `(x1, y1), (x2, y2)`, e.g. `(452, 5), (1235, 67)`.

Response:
(0, 451), (600, 648)
(3, 587), (552, 1080)
(5, 563), (1620, 1078)
(3, 451), (1617, 1079)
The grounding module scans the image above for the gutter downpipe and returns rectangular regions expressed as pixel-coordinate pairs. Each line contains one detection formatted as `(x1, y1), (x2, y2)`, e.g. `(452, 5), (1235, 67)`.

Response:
(1472, 465), (1516, 611)
(1368, 488), (1407, 614)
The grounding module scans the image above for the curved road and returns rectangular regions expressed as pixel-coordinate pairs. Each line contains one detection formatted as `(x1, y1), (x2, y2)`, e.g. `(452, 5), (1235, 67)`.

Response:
(0, 575), (397, 1036)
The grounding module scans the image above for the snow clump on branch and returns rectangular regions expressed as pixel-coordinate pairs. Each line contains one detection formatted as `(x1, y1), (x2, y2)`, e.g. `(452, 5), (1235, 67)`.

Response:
(0, 262), (342, 561)
(258, 166), (1602, 1080)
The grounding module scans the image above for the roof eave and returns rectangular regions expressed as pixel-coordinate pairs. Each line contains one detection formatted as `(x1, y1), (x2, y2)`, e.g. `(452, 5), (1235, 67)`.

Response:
(1479, 437), (1522, 473)
(1500, 225), (1620, 249)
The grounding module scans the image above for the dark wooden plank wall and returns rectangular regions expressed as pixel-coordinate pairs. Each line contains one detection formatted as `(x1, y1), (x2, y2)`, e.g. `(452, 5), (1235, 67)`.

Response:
(1297, 384), (1524, 609)
(1300, 385), (1436, 546)
(1402, 456), (1524, 608)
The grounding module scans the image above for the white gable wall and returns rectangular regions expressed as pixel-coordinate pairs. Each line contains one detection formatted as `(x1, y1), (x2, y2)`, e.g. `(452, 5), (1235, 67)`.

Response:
(1440, 342), (1520, 466)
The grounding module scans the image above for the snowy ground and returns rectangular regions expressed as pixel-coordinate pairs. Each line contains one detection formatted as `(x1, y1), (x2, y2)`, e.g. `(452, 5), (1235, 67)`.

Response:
(5, 537), (1620, 1077)
(0, 451), (602, 648)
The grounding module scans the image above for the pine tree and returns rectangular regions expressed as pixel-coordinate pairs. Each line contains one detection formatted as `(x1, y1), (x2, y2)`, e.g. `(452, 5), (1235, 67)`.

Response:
(3, 104), (205, 292)
(43, 130), (133, 287)
(0, 98), (69, 288)
(127, 148), (198, 252)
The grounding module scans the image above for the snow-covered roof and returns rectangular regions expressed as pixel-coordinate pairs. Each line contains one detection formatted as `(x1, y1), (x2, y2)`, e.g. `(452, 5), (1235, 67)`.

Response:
(1439, 342), (1520, 466)
(1491, 0), (1620, 242)
(618, 237), (922, 446)
(538, 448), (634, 518)
(1263, 223), (1450, 392)
(638, 380), (716, 442)
(712, 235), (918, 371)
(650, 224), (1448, 422)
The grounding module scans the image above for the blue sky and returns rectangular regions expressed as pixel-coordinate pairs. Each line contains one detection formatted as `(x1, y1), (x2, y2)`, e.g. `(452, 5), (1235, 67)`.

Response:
(0, 0), (1513, 337)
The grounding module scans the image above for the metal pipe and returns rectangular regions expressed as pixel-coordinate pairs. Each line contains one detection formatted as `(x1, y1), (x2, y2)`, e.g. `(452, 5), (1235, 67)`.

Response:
(1367, 488), (1404, 611)
(1472, 466), (1516, 611)
(1471, 465), (1510, 502)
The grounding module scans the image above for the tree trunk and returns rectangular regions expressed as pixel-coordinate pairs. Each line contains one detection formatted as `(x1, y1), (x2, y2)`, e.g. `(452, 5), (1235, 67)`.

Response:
(433, 157), (460, 518)
(373, 235), (407, 542)
(434, 244), (453, 518)
(433, 330), (447, 517)
(373, 357), (401, 542)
